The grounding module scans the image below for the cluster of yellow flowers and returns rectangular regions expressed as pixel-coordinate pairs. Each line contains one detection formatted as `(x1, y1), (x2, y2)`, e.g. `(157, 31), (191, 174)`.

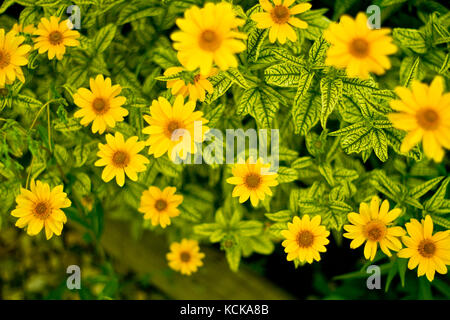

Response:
(5, 1), (450, 277)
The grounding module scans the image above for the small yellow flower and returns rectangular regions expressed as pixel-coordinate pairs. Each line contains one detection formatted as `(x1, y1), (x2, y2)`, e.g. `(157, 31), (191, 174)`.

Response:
(95, 132), (149, 187)
(398, 215), (450, 282)
(73, 74), (128, 134)
(388, 76), (450, 162)
(171, 2), (246, 75)
(324, 12), (397, 79)
(138, 186), (183, 228)
(251, 0), (311, 44)
(343, 196), (406, 261)
(142, 95), (209, 160)
(226, 158), (278, 207)
(281, 215), (330, 263)
(0, 29), (31, 87)
(164, 66), (215, 103)
(167, 239), (205, 275)
(33, 16), (80, 60)
(11, 180), (71, 240)
(12, 23), (36, 35)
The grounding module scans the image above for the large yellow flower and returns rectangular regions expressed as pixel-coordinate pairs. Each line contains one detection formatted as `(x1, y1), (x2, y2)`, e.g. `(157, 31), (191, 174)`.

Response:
(343, 196), (406, 261)
(164, 66), (215, 103)
(73, 74), (128, 134)
(388, 76), (450, 162)
(226, 158), (278, 207)
(167, 239), (205, 275)
(142, 95), (209, 160)
(95, 132), (149, 187)
(171, 2), (246, 75)
(11, 180), (71, 240)
(324, 12), (397, 79)
(33, 16), (80, 60)
(0, 29), (31, 87)
(398, 215), (450, 282)
(138, 186), (183, 228)
(251, 0), (311, 44)
(281, 215), (330, 263)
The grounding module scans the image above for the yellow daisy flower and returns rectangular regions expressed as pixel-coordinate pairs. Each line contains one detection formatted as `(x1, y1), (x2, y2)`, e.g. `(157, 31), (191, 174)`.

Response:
(95, 132), (149, 187)
(388, 76), (450, 162)
(226, 158), (278, 207)
(142, 95), (209, 160)
(323, 12), (397, 79)
(171, 2), (246, 75)
(167, 239), (205, 275)
(73, 74), (128, 134)
(164, 66), (215, 103)
(138, 186), (184, 228)
(251, 0), (311, 44)
(343, 196), (406, 261)
(0, 29), (31, 87)
(12, 23), (36, 35)
(281, 215), (330, 263)
(33, 16), (80, 60)
(398, 215), (450, 282)
(11, 180), (71, 240)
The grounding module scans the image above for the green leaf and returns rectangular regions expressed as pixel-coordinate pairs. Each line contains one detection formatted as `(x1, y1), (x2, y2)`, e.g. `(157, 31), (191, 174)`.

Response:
(239, 86), (280, 128)
(320, 77), (343, 127)
(247, 28), (268, 62)
(236, 220), (263, 237)
(393, 28), (428, 54)
(371, 129), (388, 162)
(400, 56), (423, 87)
(308, 36), (329, 65)
(117, 0), (164, 25)
(205, 72), (233, 104)
(292, 91), (320, 135)
(264, 63), (302, 87)
(424, 177), (450, 212)
(276, 166), (298, 183)
(225, 242), (241, 272)
(267, 222), (287, 238)
(224, 68), (249, 88)
(409, 177), (444, 199)
(0, 0), (14, 14)
(265, 210), (293, 222)
(93, 24), (117, 54)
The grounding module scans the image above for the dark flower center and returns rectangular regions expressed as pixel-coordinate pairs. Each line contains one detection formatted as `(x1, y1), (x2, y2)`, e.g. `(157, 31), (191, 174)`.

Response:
(199, 30), (221, 51)
(245, 173), (261, 189)
(349, 38), (370, 58)
(180, 251), (191, 262)
(418, 239), (436, 258)
(49, 31), (63, 45)
(0, 50), (11, 69)
(34, 202), (50, 219)
(112, 150), (130, 167)
(296, 230), (314, 248)
(364, 221), (386, 242)
(271, 5), (290, 24)
(92, 98), (109, 114)
(154, 199), (168, 211)
(417, 108), (440, 130)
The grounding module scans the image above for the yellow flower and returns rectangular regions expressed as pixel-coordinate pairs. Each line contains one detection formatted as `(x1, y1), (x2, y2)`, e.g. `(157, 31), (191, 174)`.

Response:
(171, 2), (246, 75)
(281, 215), (330, 263)
(164, 66), (215, 102)
(167, 239), (205, 275)
(251, 0), (311, 44)
(323, 12), (397, 79)
(226, 158), (278, 207)
(0, 29), (31, 88)
(33, 16), (80, 60)
(398, 215), (450, 282)
(388, 76), (450, 162)
(343, 196), (406, 261)
(73, 74), (128, 134)
(95, 132), (149, 187)
(11, 180), (71, 240)
(142, 95), (209, 160)
(138, 186), (183, 228)
(12, 23), (36, 35)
